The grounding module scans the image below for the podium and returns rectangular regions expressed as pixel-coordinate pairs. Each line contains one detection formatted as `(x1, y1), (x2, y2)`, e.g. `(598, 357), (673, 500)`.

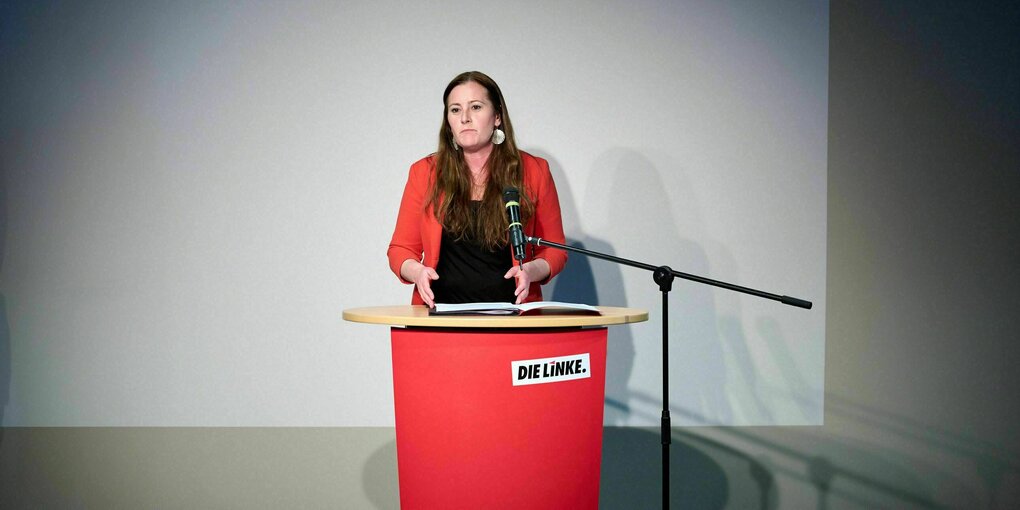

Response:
(343, 305), (647, 509)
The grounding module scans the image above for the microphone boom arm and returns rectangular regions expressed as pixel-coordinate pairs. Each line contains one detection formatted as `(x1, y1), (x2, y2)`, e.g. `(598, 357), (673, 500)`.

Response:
(526, 236), (812, 309)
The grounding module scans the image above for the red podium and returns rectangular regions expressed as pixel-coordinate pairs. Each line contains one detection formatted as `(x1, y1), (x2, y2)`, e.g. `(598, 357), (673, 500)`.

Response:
(343, 305), (647, 509)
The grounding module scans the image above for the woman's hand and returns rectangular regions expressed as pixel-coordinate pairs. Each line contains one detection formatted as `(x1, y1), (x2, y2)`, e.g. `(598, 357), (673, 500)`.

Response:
(401, 259), (439, 308)
(504, 259), (550, 305)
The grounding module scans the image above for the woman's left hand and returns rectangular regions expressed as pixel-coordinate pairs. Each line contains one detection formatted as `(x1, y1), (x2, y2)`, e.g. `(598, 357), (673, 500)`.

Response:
(504, 259), (550, 304)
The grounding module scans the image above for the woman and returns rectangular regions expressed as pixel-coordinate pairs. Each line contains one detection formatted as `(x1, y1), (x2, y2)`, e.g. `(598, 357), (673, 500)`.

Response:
(387, 71), (567, 307)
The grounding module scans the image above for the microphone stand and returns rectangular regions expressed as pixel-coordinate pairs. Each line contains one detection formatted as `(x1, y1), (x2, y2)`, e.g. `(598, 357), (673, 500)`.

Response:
(525, 236), (812, 509)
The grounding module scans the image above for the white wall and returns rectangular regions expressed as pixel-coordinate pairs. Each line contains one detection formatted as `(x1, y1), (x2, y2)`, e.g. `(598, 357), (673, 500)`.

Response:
(0, 0), (827, 426)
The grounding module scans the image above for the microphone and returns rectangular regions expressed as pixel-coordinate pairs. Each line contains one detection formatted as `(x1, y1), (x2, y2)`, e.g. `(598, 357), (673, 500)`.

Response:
(502, 187), (527, 264)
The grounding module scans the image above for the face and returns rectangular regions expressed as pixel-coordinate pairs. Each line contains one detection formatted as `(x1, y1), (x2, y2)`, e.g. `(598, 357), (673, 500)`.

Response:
(446, 81), (501, 152)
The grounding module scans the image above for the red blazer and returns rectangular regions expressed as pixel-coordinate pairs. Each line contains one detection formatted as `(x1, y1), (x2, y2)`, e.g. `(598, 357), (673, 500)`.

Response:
(387, 151), (568, 305)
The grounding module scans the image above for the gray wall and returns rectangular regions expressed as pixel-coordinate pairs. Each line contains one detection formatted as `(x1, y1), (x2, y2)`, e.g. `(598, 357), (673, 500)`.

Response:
(3, 1), (1019, 509)
(0, 0), (827, 429)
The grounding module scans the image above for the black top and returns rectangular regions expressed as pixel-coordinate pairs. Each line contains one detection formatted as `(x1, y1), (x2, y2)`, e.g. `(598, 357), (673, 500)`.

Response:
(431, 202), (516, 304)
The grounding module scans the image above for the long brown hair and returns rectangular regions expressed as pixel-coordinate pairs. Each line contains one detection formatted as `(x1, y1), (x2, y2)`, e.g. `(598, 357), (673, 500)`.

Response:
(426, 71), (534, 250)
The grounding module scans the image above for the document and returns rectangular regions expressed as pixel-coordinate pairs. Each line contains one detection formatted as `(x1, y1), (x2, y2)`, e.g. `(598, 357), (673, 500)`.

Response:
(429, 301), (601, 316)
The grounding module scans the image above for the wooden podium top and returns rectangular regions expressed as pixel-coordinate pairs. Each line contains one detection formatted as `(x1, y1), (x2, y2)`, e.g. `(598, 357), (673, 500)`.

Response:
(343, 305), (648, 328)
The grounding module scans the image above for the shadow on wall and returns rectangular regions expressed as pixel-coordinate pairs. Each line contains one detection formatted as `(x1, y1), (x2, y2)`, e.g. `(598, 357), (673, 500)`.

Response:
(600, 149), (729, 425)
(532, 150), (636, 425)
(541, 147), (730, 425)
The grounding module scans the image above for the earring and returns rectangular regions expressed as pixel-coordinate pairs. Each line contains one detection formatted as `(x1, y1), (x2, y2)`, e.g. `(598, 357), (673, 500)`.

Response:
(451, 137), (460, 150)
(491, 128), (505, 145)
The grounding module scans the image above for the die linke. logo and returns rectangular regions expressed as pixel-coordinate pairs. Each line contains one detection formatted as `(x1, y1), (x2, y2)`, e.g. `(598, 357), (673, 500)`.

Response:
(511, 353), (591, 386)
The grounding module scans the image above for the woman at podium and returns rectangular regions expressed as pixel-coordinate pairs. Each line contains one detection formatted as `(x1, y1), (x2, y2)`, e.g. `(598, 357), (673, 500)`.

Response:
(387, 71), (567, 307)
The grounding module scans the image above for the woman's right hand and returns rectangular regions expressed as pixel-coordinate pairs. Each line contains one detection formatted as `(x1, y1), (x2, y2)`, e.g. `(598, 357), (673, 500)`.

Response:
(401, 259), (440, 308)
